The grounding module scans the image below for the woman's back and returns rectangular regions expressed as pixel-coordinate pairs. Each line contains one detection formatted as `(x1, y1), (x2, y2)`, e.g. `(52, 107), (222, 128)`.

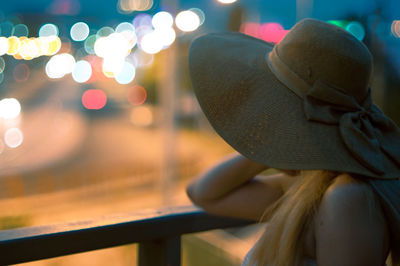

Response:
(310, 174), (390, 265)
(241, 173), (390, 266)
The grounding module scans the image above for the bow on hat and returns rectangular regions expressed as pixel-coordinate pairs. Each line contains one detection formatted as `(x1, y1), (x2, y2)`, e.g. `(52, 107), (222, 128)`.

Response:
(266, 47), (400, 175)
(304, 80), (400, 174)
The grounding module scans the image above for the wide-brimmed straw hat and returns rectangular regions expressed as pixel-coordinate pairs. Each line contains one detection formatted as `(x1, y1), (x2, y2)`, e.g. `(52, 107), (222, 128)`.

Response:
(189, 18), (400, 179)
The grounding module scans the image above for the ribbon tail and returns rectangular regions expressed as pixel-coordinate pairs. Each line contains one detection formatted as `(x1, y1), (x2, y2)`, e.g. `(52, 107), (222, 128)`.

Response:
(340, 114), (384, 174)
(368, 179), (400, 251)
(370, 106), (400, 168)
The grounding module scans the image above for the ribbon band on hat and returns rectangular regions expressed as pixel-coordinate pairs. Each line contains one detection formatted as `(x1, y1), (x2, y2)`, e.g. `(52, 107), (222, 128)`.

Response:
(266, 47), (400, 174)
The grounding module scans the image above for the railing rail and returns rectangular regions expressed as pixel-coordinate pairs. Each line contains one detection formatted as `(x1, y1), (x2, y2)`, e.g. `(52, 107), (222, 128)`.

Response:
(0, 205), (253, 266)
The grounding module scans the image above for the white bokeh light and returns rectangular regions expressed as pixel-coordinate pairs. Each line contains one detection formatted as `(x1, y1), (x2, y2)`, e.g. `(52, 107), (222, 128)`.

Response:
(115, 61), (136, 84)
(46, 53), (76, 79)
(0, 98), (21, 119)
(4, 127), (23, 148)
(0, 37), (8, 56)
(72, 60), (92, 83)
(70, 22), (90, 41)
(140, 31), (163, 54)
(94, 33), (130, 58)
(152, 11), (174, 29)
(102, 56), (125, 76)
(217, 0), (237, 4)
(175, 10), (201, 32)
(155, 28), (176, 47)
(19, 39), (41, 60)
(39, 23), (59, 37)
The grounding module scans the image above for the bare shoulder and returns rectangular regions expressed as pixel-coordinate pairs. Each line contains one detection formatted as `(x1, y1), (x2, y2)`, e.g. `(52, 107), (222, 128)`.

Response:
(323, 173), (378, 205)
(314, 174), (390, 266)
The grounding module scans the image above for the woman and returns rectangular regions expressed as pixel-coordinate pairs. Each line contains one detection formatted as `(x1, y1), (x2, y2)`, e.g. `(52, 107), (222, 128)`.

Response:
(186, 18), (400, 265)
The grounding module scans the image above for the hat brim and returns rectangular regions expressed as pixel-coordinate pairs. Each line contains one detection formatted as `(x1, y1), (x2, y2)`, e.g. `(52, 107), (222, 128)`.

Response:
(189, 32), (400, 179)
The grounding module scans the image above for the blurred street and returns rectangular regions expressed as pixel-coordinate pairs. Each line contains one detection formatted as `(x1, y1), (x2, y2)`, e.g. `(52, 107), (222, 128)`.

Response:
(0, 70), (233, 227)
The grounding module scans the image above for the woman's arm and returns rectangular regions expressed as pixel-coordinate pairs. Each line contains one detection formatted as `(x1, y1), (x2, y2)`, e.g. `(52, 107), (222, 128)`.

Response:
(186, 153), (286, 221)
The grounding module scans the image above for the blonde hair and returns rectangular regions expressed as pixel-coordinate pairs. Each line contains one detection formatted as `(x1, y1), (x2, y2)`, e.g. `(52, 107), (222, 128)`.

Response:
(246, 170), (398, 266)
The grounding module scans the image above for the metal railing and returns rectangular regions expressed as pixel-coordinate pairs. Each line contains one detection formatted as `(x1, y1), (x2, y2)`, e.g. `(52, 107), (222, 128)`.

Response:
(0, 205), (253, 266)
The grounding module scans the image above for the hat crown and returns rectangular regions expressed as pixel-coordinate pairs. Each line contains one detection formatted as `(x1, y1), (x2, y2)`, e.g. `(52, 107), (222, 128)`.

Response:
(276, 19), (372, 103)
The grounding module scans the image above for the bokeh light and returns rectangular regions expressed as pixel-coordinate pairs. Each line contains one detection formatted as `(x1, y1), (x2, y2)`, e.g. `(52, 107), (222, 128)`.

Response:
(130, 105), (153, 127)
(240, 22), (259, 38)
(152, 11), (174, 29)
(135, 24), (153, 41)
(13, 63), (30, 82)
(84, 35), (97, 54)
(72, 60), (92, 83)
(175, 10), (201, 32)
(102, 56), (125, 77)
(7, 36), (21, 55)
(12, 24), (29, 37)
(0, 98), (21, 119)
(116, 23), (138, 49)
(116, 22), (135, 33)
(39, 23), (59, 37)
(94, 33), (130, 59)
(346, 21), (365, 41)
(19, 38), (41, 60)
(82, 89), (107, 110)
(391, 20), (400, 38)
(46, 53), (76, 79)
(133, 13), (153, 28)
(155, 28), (176, 47)
(140, 31), (163, 54)
(328, 20), (349, 28)
(41, 36), (62, 56)
(115, 61), (136, 84)
(4, 127), (23, 148)
(240, 22), (288, 44)
(70, 22), (90, 41)
(259, 23), (288, 43)
(0, 37), (8, 55)
(0, 57), (5, 73)
(118, 0), (154, 13)
(127, 85), (147, 105)
(189, 8), (206, 25)
(97, 26), (114, 38)
(217, 0), (237, 4)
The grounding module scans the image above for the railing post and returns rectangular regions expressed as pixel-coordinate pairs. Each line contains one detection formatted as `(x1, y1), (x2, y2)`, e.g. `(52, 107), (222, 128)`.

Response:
(138, 235), (181, 266)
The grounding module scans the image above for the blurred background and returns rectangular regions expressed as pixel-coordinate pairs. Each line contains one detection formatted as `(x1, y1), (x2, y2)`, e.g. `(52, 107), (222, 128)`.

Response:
(0, 0), (399, 265)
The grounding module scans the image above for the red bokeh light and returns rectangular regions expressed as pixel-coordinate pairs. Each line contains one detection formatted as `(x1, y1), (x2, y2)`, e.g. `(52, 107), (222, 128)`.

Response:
(82, 89), (107, 110)
(127, 85), (147, 105)
(240, 22), (289, 44)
